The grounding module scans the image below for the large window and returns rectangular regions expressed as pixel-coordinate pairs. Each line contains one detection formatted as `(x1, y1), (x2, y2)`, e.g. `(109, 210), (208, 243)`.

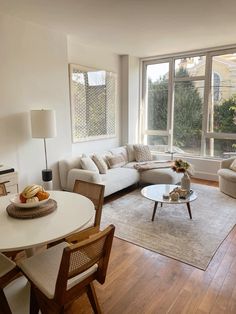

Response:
(142, 48), (236, 158)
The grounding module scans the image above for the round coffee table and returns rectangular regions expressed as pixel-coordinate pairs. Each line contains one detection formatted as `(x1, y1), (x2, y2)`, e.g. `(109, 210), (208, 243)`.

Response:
(141, 184), (197, 221)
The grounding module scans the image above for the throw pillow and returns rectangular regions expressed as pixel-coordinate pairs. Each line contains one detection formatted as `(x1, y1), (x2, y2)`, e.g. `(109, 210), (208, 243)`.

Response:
(106, 154), (126, 169)
(92, 154), (108, 174)
(133, 144), (152, 162)
(110, 147), (128, 163)
(80, 157), (99, 173)
(230, 159), (236, 172)
(126, 144), (135, 162)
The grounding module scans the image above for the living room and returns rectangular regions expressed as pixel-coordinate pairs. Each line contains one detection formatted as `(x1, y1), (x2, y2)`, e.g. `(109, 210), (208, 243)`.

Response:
(1, 0), (236, 313)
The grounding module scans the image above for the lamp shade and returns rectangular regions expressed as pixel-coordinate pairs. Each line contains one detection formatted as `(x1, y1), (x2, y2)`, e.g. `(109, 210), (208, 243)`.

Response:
(30, 109), (57, 138)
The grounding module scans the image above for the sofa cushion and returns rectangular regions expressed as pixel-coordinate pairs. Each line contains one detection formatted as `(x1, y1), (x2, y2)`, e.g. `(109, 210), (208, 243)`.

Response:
(106, 154), (126, 169)
(80, 157), (99, 172)
(110, 147), (128, 162)
(126, 144), (135, 162)
(133, 144), (152, 162)
(100, 168), (139, 197)
(92, 154), (108, 174)
(230, 159), (236, 172)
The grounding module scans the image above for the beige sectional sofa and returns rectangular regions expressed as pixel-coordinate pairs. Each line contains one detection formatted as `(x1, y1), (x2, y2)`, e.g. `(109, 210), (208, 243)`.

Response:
(59, 145), (182, 197)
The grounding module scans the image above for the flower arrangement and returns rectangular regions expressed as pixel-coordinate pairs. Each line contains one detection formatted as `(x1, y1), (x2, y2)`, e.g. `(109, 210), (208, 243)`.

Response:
(172, 159), (193, 175)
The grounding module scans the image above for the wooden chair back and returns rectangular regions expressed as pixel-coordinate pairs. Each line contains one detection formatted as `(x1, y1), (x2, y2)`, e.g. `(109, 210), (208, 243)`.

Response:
(0, 253), (19, 314)
(54, 224), (115, 303)
(73, 180), (105, 227)
(0, 183), (7, 197)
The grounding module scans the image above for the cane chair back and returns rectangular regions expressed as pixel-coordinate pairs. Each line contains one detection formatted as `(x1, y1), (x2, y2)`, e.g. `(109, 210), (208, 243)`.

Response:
(73, 180), (105, 227)
(20, 225), (115, 314)
(0, 182), (7, 196)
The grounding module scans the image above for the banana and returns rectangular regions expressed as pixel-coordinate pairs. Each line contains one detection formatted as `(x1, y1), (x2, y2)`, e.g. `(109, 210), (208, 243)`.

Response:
(22, 185), (42, 199)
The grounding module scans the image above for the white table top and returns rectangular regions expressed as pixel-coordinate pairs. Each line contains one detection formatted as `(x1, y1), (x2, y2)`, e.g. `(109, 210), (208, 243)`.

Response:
(141, 184), (197, 204)
(0, 191), (94, 252)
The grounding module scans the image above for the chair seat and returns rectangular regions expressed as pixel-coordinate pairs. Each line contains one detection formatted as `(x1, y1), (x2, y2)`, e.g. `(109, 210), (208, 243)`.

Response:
(0, 253), (16, 277)
(18, 242), (98, 299)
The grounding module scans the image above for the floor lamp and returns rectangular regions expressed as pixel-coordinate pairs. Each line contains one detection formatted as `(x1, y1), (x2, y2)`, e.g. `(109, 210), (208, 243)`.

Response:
(30, 109), (57, 190)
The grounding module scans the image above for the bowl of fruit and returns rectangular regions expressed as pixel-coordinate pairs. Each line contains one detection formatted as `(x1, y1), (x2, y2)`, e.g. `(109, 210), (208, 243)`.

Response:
(10, 184), (50, 208)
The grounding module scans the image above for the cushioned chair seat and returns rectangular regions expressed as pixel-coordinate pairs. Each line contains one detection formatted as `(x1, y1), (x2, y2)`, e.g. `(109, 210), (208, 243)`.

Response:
(18, 242), (98, 299)
(218, 168), (236, 183)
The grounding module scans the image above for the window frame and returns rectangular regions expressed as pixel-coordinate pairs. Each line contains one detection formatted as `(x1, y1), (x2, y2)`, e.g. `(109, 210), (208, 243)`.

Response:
(141, 46), (236, 158)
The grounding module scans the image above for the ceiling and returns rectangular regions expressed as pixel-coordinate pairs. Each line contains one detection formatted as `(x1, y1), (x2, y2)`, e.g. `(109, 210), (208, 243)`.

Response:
(1, 0), (236, 57)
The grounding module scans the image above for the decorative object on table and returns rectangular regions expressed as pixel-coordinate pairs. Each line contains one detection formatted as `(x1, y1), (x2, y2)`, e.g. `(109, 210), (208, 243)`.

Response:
(169, 190), (179, 201)
(19, 184), (50, 204)
(30, 109), (57, 190)
(172, 159), (193, 191)
(6, 199), (57, 219)
(171, 187), (189, 198)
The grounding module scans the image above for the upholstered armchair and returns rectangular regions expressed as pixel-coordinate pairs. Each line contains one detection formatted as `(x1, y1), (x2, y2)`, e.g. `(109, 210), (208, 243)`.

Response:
(218, 157), (236, 198)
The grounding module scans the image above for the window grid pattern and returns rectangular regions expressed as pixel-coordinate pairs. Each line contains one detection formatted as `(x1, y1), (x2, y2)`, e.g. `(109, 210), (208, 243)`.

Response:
(70, 66), (116, 142)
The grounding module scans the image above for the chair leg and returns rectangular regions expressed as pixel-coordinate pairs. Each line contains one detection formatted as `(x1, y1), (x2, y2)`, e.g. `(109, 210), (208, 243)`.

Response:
(0, 289), (11, 314)
(30, 287), (40, 314)
(87, 283), (102, 314)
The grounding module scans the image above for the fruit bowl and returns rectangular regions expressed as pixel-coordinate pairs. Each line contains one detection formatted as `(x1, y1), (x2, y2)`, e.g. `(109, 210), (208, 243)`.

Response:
(10, 194), (50, 208)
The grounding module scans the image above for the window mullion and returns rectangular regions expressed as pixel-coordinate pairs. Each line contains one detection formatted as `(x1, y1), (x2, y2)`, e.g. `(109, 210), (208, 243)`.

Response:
(168, 58), (174, 151)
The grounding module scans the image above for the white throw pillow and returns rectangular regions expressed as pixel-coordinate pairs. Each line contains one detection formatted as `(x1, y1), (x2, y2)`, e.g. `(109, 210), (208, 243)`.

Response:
(80, 157), (99, 173)
(92, 154), (108, 174)
(230, 159), (236, 172)
(133, 144), (152, 162)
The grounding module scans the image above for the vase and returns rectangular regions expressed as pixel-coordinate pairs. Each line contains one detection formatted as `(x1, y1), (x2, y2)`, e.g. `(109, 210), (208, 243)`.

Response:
(181, 172), (190, 191)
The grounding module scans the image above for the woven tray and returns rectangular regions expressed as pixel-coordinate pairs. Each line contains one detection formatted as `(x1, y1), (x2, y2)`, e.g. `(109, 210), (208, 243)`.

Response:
(6, 199), (57, 219)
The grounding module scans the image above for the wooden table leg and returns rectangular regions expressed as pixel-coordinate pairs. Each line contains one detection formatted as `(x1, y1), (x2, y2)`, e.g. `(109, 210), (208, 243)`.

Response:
(152, 202), (158, 221)
(186, 202), (192, 219)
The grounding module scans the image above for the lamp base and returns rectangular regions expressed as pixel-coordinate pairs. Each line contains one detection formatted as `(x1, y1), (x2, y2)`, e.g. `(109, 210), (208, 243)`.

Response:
(42, 169), (53, 190)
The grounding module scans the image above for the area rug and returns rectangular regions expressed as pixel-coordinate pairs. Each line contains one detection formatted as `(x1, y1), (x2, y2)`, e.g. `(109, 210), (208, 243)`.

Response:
(101, 184), (236, 270)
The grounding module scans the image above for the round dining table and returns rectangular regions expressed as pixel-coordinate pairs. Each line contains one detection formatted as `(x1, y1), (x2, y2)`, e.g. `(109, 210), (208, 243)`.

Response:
(0, 191), (94, 254)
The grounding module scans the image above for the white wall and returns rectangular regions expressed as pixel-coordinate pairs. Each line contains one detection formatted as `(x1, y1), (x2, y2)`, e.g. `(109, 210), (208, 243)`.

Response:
(0, 14), (71, 189)
(67, 36), (121, 155)
(120, 55), (140, 144)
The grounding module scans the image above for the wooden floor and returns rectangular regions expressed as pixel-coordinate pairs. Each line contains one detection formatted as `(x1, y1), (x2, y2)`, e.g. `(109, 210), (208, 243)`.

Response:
(68, 179), (236, 314)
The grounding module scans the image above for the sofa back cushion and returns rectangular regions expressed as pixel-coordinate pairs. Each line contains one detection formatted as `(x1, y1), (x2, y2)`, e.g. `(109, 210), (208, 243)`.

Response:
(126, 144), (135, 162)
(92, 154), (108, 174)
(110, 146), (128, 163)
(106, 154), (126, 169)
(80, 157), (99, 172)
(133, 144), (152, 162)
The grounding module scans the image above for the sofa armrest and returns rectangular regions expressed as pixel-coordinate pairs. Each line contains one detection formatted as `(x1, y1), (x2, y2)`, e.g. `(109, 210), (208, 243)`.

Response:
(221, 157), (235, 169)
(67, 169), (102, 191)
(59, 157), (81, 190)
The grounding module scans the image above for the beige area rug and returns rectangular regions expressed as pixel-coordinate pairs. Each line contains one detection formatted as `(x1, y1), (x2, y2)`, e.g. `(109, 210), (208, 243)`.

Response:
(101, 184), (236, 270)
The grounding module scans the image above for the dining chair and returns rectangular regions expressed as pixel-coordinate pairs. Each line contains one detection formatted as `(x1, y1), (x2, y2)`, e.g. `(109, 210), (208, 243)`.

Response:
(73, 180), (105, 228)
(0, 182), (7, 196)
(18, 224), (115, 314)
(0, 253), (20, 314)
(0, 182), (24, 261)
